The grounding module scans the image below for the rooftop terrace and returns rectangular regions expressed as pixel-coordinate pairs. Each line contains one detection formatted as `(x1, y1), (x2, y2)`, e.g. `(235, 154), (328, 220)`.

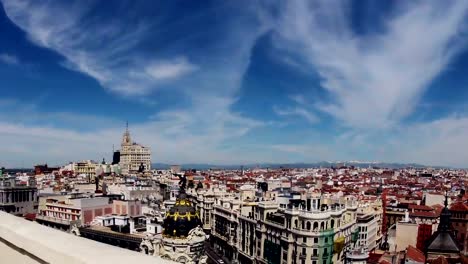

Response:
(0, 211), (174, 263)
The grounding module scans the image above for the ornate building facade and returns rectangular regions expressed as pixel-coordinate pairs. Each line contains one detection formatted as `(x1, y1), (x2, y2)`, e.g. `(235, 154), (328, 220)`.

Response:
(140, 193), (207, 264)
(202, 189), (367, 264)
(0, 175), (38, 216)
(119, 125), (151, 175)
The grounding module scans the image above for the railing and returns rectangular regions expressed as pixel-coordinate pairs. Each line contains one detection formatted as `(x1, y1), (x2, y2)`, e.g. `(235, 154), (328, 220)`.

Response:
(264, 219), (285, 229)
(284, 207), (347, 219)
(35, 215), (71, 225)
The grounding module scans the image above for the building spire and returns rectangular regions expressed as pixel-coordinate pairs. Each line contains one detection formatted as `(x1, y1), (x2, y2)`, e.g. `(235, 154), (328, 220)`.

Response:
(122, 121), (132, 145)
(444, 191), (449, 208)
(438, 190), (451, 231)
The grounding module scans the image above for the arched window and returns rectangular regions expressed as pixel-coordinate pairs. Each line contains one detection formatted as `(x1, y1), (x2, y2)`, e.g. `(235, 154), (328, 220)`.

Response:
(331, 219), (335, 229)
(320, 222), (324, 230)
(307, 221), (311, 230)
(294, 219), (298, 228)
(302, 221), (305, 229)
(313, 222), (318, 231)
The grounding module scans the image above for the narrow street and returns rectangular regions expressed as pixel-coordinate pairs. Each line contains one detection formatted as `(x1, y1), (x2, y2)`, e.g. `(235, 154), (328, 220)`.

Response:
(205, 241), (230, 264)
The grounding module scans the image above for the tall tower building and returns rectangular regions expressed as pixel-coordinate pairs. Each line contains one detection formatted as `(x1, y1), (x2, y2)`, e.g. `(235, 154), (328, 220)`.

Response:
(119, 123), (151, 175)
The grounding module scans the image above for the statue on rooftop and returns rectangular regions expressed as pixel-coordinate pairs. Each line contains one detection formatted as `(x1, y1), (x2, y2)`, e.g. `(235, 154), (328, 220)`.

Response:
(177, 174), (187, 193)
(138, 162), (145, 173)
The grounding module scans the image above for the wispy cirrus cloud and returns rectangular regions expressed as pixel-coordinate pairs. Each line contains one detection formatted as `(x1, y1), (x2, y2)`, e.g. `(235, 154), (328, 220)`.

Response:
(274, 105), (318, 124)
(145, 57), (198, 81)
(2, 0), (196, 96)
(0, 0), (273, 167)
(269, 114), (468, 168)
(274, 0), (468, 128)
(274, 94), (318, 124)
(0, 95), (268, 166)
(0, 53), (19, 65)
(395, 116), (468, 167)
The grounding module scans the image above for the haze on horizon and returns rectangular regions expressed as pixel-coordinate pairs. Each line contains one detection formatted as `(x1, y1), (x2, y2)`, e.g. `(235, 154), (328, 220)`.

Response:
(1, 0), (468, 168)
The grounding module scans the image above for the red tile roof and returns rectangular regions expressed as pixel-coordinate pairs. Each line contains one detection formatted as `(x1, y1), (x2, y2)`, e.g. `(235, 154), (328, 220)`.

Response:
(450, 201), (468, 212)
(368, 253), (383, 264)
(431, 256), (449, 264)
(409, 204), (433, 211)
(410, 211), (437, 218)
(406, 245), (425, 263)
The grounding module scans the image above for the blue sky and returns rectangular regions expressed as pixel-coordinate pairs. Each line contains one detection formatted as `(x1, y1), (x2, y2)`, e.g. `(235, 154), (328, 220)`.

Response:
(1, 0), (468, 167)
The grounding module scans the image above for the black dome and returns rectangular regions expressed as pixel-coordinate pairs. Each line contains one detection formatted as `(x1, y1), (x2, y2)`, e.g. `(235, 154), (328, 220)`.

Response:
(163, 195), (201, 237)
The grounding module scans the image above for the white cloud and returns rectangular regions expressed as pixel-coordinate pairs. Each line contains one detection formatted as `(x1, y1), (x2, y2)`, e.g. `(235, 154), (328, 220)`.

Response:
(0, 109), (266, 167)
(274, 106), (318, 124)
(274, 1), (468, 128)
(382, 116), (468, 167)
(269, 114), (468, 168)
(0, 53), (19, 65)
(274, 94), (318, 124)
(0, 1), (273, 167)
(289, 94), (307, 105)
(270, 144), (335, 162)
(145, 57), (197, 81)
(2, 0), (196, 95)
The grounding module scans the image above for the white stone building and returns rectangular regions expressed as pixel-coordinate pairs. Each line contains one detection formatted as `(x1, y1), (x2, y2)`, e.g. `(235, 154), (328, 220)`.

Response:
(356, 213), (379, 251)
(206, 190), (360, 264)
(0, 176), (38, 216)
(119, 125), (151, 175)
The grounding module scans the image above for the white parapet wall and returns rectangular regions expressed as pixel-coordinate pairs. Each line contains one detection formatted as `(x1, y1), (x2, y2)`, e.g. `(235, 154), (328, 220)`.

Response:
(0, 211), (175, 264)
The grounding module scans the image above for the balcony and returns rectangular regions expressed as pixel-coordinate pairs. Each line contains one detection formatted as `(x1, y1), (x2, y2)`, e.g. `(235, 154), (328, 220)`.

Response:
(284, 207), (347, 220)
(264, 219), (284, 229)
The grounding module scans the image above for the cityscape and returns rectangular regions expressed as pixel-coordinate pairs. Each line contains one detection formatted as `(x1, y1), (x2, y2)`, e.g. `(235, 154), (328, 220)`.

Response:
(1, 1), (468, 264)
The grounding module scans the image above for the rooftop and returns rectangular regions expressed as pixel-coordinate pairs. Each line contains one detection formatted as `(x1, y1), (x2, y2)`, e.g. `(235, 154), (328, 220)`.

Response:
(0, 211), (174, 263)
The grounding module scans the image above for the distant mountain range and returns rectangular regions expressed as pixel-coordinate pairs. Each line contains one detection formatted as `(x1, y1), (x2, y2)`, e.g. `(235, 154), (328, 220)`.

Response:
(4, 161), (446, 171)
(152, 161), (446, 170)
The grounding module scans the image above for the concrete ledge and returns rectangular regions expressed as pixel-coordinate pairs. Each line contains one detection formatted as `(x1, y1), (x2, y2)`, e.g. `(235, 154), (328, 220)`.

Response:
(0, 211), (174, 263)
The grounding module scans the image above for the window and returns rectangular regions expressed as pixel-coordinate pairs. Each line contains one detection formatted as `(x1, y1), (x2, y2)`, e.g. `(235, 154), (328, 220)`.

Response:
(302, 248), (306, 255)
(313, 249), (318, 256)
(303, 237), (307, 243)
(314, 237), (318, 243)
